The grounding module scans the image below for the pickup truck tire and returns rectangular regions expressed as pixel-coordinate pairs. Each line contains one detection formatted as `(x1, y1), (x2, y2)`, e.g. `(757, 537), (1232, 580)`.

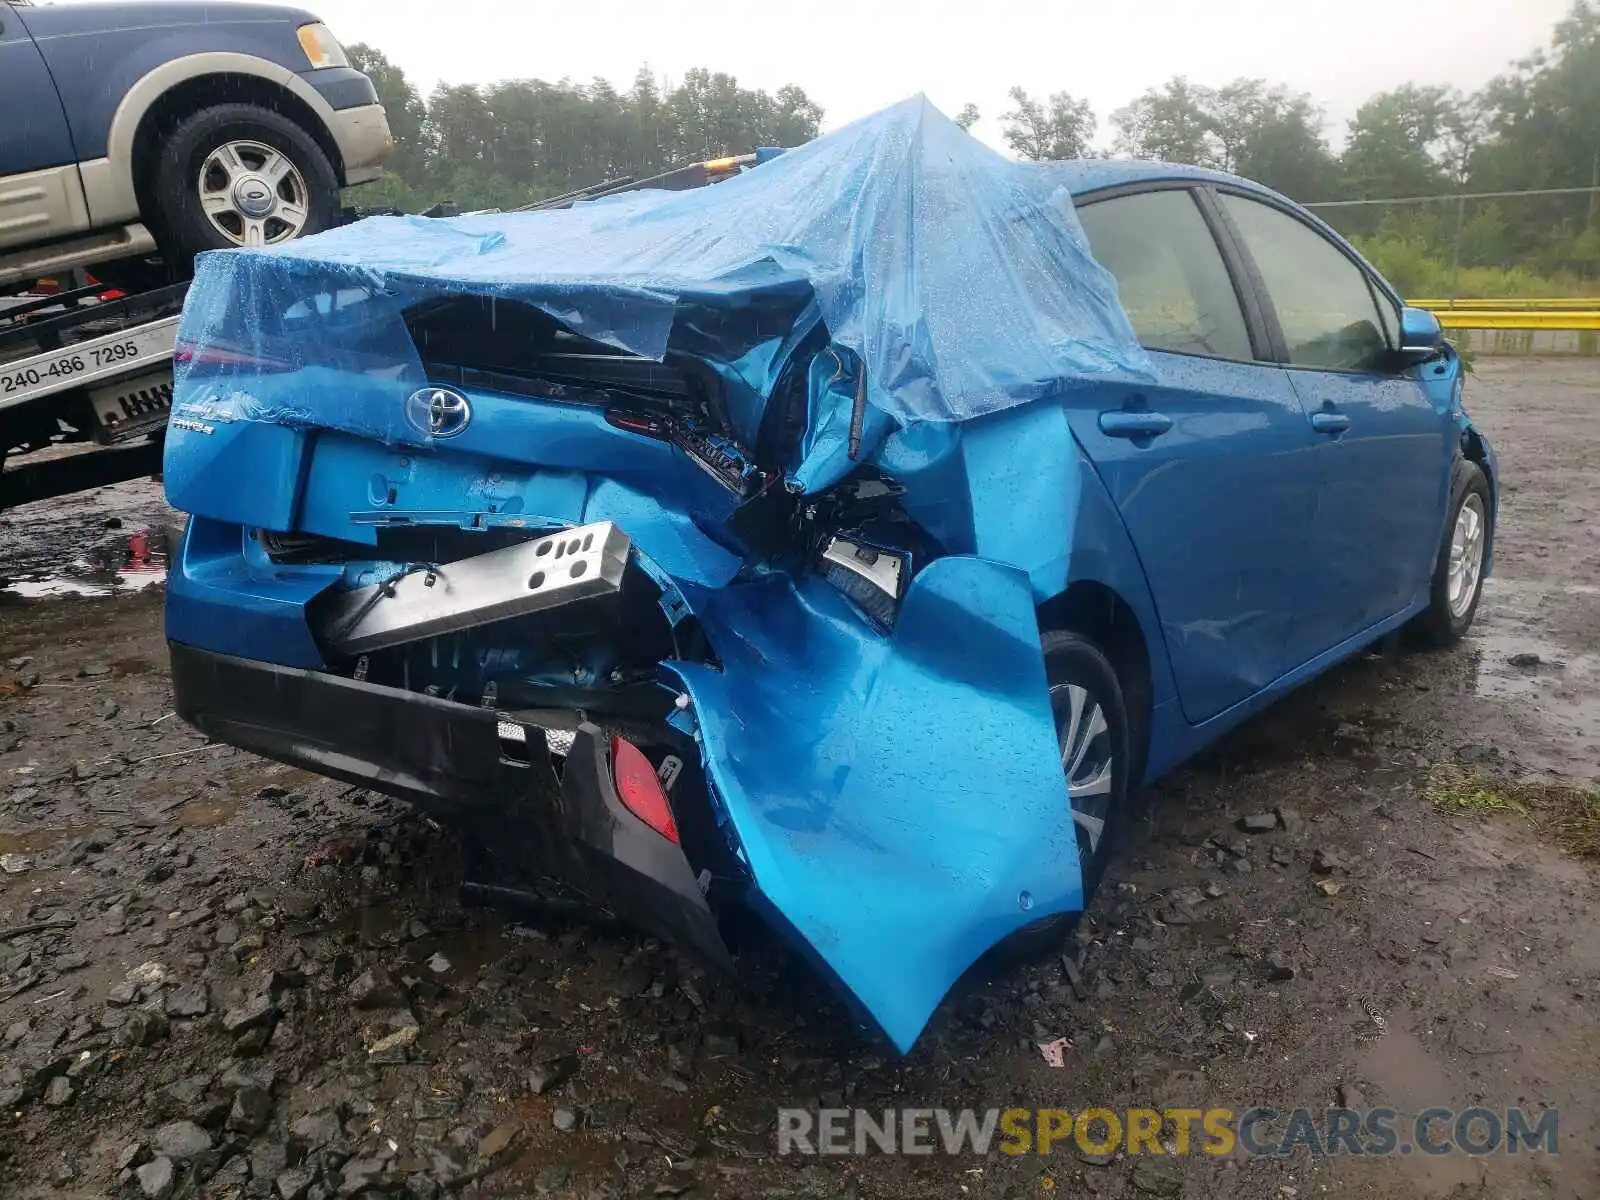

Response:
(150, 103), (341, 271)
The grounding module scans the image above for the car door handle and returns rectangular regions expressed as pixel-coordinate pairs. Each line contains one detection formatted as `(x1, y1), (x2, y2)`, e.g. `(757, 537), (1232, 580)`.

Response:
(1310, 412), (1350, 435)
(1099, 411), (1173, 438)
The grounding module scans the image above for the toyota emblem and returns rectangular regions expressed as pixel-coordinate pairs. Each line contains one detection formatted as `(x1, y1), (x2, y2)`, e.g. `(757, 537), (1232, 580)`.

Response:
(405, 387), (472, 438)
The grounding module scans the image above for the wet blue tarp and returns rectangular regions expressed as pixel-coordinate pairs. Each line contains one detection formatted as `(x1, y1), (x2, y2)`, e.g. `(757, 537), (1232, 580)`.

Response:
(175, 94), (1150, 428)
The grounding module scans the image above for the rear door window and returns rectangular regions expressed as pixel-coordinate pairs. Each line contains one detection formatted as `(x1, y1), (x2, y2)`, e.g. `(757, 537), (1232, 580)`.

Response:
(1219, 194), (1395, 373)
(1075, 189), (1254, 362)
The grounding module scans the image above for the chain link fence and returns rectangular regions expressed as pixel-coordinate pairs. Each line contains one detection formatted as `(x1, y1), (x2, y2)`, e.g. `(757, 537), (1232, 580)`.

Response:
(1304, 186), (1600, 303)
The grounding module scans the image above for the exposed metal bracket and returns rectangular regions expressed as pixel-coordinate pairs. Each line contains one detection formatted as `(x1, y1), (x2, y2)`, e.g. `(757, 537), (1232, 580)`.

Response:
(320, 521), (632, 655)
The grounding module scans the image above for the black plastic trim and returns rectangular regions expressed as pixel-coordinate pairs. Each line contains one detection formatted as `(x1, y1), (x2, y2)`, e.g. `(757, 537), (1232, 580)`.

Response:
(169, 641), (731, 966)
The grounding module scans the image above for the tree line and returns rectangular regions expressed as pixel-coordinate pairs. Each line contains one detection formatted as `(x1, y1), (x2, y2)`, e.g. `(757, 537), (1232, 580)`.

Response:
(349, 0), (1600, 296)
(345, 53), (823, 214)
(989, 0), (1600, 294)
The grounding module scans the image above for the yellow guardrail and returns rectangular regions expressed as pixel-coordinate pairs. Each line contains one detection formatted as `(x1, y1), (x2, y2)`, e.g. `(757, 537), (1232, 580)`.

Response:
(1411, 297), (1600, 310)
(1404, 299), (1600, 333)
(1432, 310), (1600, 331)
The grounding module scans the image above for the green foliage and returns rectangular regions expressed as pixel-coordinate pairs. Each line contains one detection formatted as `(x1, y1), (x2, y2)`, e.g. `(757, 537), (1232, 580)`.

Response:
(1420, 764), (1600, 860)
(1350, 229), (1587, 298)
(1000, 88), (1095, 161)
(340, 55), (824, 211)
(1341, 84), (1462, 198)
(1111, 78), (1224, 168)
(1107, 77), (1341, 201)
(1089, 3), (1600, 292)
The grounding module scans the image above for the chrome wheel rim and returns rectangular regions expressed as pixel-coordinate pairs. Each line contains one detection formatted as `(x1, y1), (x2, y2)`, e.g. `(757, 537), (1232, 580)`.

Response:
(1052, 682), (1115, 860)
(197, 140), (310, 247)
(1447, 493), (1486, 619)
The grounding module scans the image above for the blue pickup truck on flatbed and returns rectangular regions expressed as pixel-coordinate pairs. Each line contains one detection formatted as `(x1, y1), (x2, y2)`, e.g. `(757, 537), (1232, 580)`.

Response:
(0, 0), (391, 506)
(1, 0), (391, 290)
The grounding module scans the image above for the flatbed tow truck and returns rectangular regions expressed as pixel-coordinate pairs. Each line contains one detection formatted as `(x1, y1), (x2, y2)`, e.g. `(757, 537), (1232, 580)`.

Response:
(0, 278), (186, 509)
(0, 152), (770, 512)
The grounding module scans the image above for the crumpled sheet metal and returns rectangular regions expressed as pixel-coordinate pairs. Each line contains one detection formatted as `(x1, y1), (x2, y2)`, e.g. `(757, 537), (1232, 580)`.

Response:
(172, 95), (1150, 434)
(668, 559), (1080, 1052)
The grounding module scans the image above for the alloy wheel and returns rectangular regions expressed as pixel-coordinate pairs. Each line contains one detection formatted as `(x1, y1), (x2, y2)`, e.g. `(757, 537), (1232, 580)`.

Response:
(196, 140), (311, 247)
(1447, 493), (1487, 619)
(1052, 682), (1115, 860)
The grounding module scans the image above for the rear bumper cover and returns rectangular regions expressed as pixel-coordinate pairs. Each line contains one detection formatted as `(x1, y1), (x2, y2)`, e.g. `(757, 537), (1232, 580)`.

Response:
(169, 640), (728, 966)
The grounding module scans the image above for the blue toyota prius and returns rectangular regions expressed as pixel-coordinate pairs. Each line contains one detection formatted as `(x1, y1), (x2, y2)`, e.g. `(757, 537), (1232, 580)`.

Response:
(160, 99), (1497, 1053)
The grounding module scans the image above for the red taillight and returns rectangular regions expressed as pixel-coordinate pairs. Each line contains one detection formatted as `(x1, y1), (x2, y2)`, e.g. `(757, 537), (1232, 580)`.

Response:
(172, 340), (296, 373)
(98, 289), (127, 301)
(610, 735), (679, 844)
(604, 410), (669, 438)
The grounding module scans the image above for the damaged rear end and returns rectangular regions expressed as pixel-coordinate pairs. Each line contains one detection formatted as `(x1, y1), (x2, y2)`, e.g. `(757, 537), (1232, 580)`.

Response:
(168, 276), (831, 978)
(164, 98), (1155, 1051)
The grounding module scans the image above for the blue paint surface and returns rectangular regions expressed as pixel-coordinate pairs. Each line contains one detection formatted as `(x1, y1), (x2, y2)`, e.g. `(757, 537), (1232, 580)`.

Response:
(669, 562), (1077, 1052)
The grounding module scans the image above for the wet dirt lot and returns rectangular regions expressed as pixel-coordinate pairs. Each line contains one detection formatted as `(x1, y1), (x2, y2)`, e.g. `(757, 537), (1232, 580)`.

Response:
(0, 358), (1596, 1200)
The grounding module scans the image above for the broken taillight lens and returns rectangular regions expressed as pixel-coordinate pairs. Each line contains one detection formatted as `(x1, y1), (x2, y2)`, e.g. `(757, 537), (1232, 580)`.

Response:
(172, 341), (297, 373)
(610, 735), (679, 844)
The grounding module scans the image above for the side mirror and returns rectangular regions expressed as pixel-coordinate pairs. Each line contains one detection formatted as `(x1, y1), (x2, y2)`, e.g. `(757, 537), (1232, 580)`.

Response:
(1397, 306), (1444, 363)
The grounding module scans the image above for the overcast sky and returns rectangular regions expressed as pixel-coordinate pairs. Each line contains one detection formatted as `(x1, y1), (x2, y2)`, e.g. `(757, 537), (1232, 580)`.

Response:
(78, 0), (1582, 151)
(299, 0), (1572, 150)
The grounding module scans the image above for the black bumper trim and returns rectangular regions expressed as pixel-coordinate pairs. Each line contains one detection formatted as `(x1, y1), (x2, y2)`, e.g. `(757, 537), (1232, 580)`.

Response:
(170, 641), (729, 965)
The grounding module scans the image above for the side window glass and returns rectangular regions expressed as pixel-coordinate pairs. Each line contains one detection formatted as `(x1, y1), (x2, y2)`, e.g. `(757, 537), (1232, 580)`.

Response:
(1075, 190), (1253, 362)
(1220, 194), (1392, 372)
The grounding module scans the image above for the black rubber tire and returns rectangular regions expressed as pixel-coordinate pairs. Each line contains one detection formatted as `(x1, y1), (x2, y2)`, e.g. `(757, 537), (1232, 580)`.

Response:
(999, 630), (1133, 959)
(1408, 457), (1493, 648)
(149, 103), (341, 271)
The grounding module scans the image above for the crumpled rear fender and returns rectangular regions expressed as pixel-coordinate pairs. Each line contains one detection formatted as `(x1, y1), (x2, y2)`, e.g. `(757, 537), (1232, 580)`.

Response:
(667, 556), (1079, 1051)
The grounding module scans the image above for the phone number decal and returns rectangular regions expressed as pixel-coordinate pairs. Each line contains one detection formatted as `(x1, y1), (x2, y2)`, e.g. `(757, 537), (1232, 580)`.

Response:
(1, 341), (140, 394)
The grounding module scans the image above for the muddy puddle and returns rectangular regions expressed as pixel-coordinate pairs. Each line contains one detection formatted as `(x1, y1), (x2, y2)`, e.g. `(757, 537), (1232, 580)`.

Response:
(0, 825), (92, 857)
(0, 528), (168, 599)
(337, 895), (516, 980)
(1467, 577), (1600, 780)
(0, 475), (179, 599)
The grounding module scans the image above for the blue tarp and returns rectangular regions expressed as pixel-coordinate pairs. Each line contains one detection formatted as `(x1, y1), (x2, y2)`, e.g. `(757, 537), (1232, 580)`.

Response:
(176, 94), (1150, 428)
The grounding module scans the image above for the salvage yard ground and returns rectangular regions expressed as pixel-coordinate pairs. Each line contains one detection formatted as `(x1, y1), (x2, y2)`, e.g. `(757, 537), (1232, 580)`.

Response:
(0, 358), (1596, 1199)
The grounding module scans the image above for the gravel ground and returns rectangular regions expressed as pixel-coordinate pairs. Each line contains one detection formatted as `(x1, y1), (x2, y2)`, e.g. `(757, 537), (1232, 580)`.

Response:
(0, 358), (1596, 1200)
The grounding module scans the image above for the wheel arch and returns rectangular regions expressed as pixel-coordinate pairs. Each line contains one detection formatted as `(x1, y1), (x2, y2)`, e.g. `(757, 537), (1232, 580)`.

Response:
(1025, 439), (1183, 783)
(1459, 422), (1497, 521)
(1037, 579), (1155, 784)
(84, 54), (345, 229)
